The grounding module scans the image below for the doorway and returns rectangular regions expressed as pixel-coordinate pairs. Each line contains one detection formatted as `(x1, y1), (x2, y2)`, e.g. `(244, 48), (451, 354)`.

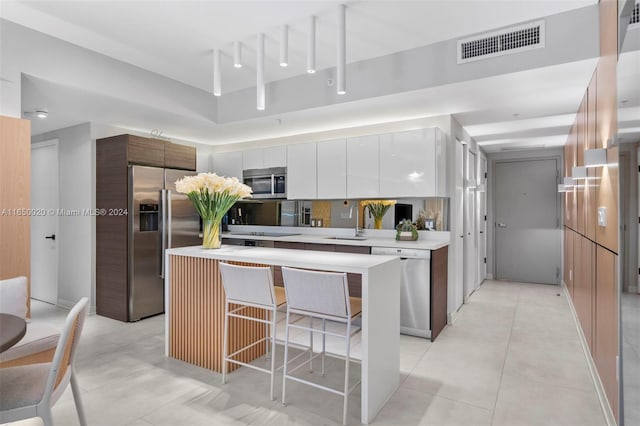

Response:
(494, 158), (560, 284)
(464, 149), (478, 300)
(31, 140), (59, 304)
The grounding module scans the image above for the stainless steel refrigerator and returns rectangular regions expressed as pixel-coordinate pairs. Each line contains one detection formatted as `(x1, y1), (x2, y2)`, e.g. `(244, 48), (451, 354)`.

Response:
(129, 165), (201, 320)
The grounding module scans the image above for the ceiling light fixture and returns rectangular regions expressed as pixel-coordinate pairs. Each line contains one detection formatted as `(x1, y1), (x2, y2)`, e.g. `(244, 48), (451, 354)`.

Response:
(307, 16), (316, 74)
(584, 148), (607, 167)
(34, 108), (48, 119)
(280, 24), (289, 67)
(558, 184), (568, 193)
(234, 41), (242, 68)
(337, 4), (346, 95)
(563, 176), (575, 187)
(257, 33), (265, 111)
(572, 166), (587, 179)
(213, 49), (221, 96)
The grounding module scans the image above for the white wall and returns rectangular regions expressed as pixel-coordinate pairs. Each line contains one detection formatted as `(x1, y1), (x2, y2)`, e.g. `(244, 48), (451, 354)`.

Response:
(32, 123), (94, 310)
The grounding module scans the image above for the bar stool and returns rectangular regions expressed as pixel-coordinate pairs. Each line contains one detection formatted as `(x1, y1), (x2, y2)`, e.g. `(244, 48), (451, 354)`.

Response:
(219, 263), (286, 401)
(280, 267), (362, 425)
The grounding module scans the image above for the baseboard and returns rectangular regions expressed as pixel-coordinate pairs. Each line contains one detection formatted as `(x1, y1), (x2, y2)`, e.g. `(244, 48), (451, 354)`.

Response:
(447, 310), (458, 325)
(561, 281), (618, 426)
(56, 298), (75, 310)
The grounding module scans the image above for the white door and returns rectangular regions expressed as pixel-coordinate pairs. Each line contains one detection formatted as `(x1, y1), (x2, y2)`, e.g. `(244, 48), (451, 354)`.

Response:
(31, 140), (59, 304)
(477, 155), (487, 286)
(451, 140), (464, 313)
(464, 150), (477, 301)
(495, 158), (559, 284)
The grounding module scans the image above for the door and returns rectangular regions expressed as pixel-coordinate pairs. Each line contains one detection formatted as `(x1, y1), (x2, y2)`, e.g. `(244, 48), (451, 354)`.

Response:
(464, 150), (477, 300)
(495, 158), (560, 284)
(452, 140), (464, 312)
(165, 169), (201, 249)
(478, 156), (487, 285)
(30, 140), (59, 304)
(130, 166), (164, 320)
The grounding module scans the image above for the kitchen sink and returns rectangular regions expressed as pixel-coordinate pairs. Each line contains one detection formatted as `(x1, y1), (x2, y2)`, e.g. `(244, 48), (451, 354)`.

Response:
(325, 236), (368, 241)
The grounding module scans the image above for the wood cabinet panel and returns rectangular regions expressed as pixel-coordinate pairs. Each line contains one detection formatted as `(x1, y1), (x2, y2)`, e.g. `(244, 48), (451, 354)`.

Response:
(576, 99), (586, 235)
(430, 246), (448, 341)
(96, 136), (129, 321)
(586, 75), (597, 240)
(573, 234), (594, 351)
(165, 141), (196, 170)
(563, 143), (574, 231)
(127, 135), (164, 167)
(564, 228), (574, 297)
(0, 116), (31, 315)
(595, 246), (618, 421)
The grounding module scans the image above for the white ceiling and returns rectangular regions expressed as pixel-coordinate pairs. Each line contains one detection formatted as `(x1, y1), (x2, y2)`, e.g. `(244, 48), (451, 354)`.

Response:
(6, 0), (625, 153)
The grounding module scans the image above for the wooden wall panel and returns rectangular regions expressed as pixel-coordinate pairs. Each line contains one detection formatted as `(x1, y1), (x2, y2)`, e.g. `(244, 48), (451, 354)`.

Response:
(573, 235), (595, 351)
(0, 116), (31, 316)
(576, 99), (587, 235)
(595, 246), (619, 421)
(169, 255), (267, 373)
(586, 76), (598, 240)
(564, 228), (574, 296)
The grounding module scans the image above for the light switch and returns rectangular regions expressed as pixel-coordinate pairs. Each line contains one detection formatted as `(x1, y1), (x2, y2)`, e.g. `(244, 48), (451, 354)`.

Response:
(598, 207), (607, 227)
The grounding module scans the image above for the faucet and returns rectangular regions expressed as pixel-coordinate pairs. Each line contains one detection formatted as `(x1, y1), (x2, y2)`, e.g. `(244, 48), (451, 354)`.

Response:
(351, 203), (361, 237)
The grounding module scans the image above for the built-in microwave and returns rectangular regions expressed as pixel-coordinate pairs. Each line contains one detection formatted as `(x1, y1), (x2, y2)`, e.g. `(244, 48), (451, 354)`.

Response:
(243, 167), (287, 199)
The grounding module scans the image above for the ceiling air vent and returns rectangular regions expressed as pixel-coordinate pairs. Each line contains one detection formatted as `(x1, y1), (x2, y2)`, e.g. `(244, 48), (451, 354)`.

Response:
(457, 20), (545, 64)
(631, 2), (639, 26)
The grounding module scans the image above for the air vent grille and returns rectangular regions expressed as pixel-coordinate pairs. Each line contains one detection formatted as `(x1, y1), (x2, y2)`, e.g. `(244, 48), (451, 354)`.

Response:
(457, 21), (545, 64)
(631, 2), (639, 25)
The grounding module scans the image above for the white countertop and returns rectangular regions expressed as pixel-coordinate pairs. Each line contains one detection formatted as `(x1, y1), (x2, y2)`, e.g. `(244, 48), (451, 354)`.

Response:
(220, 232), (449, 250)
(166, 245), (400, 273)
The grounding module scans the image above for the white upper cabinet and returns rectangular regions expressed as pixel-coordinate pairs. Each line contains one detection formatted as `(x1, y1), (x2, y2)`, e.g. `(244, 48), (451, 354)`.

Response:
(212, 151), (243, 179)
(263, 146), (287, 168)
(379, 128), (447, 197)
(347, 135), (379, 198)
(243, 146), (286, 170)
(287, 143), (317, 199)
(317, 139), (347, 199)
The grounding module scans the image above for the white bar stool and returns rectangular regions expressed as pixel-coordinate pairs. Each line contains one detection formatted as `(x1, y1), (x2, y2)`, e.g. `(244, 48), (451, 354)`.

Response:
(280, 267), (362, 425)
(219, 263), (286, 400)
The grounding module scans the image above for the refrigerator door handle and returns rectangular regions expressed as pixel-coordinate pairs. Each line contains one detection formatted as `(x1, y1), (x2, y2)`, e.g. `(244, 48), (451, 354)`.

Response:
(167, 189), (173, 250)
(159, 189), (167, 278)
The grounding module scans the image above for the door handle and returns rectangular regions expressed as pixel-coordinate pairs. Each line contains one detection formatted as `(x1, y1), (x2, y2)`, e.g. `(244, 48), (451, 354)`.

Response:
(497, 223), (507, 228)
(45, 234), (56, 241)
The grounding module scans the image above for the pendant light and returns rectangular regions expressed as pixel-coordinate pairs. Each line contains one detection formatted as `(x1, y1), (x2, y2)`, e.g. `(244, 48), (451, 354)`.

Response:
(257, 33), (265, 111)
(337, 4), (346, 95)
(213, 49), (221, 97)
(280, 25), (289, 67)
(307, 16), (316, 73)
(233, 41), (242, 68)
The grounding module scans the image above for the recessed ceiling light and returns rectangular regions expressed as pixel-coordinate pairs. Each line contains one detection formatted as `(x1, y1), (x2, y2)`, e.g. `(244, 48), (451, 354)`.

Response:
(35, 109), (48, 119)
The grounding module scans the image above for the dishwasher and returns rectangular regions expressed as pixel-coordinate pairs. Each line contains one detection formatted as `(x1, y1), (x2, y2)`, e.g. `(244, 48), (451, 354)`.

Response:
(371, 247), (431, 339)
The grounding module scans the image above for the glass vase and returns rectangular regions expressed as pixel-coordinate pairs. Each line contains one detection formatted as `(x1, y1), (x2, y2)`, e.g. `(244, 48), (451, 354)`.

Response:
(202, 218), (222, 249)
(374, 217), (383, 229)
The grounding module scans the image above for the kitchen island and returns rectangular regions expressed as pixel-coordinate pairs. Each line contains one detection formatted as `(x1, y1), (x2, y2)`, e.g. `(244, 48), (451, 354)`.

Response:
(164, 245), (401, 424)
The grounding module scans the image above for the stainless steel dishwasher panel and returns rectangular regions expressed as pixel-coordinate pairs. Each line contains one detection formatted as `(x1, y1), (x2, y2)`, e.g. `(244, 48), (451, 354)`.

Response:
(372, 247), (431, 338)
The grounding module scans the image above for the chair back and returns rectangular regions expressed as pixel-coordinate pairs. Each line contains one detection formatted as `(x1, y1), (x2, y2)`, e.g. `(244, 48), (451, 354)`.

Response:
(281, 267), (350, 319)
(42, 297), (89, 404)
(219, 263), (276, 307)
(0, 276), (28, 319)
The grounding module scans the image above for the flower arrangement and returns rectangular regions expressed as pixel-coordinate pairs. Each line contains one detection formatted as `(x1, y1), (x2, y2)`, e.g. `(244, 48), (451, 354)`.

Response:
(361, 199), (396, 229)
(175, 173), (252, 248)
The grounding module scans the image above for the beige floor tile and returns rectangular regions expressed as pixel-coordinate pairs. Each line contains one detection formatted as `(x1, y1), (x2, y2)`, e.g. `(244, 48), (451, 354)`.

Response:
(492, 373), (606, 426)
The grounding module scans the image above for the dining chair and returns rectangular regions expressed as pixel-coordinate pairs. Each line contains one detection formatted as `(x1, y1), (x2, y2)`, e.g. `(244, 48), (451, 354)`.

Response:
(0, 277), (60, 368)
(280, 267), (362, 425)
(0, 297), (89, 426)
(219, 263), (286, 400)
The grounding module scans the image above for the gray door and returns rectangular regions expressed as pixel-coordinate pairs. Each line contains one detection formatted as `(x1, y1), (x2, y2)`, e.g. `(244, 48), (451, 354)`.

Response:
(495, 158), (560, 284)
(130, 166), (164, 320)
(164, 169), (201, 249)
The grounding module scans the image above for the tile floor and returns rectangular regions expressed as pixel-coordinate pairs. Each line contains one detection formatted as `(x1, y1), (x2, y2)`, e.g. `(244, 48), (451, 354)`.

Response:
(5, 280), (607, 426)
(622, 292), (639, 426)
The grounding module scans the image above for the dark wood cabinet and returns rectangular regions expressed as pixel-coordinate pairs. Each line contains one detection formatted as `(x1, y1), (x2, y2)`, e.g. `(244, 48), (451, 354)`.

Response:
(164, 140), (196, 170)
(127, 135), (164, 167)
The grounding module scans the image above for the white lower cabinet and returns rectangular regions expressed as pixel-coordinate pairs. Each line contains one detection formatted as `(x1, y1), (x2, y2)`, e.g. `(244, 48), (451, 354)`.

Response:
(212, 151), (243, 179)
(379, 128), (447, 197)
(287, 143), (317, 199)
(317, 139), (347, 199)
(347, 135), (379, 198)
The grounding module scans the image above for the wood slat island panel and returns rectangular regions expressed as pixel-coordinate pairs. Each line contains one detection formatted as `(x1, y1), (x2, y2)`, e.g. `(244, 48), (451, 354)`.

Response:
(169, 255), (266, 372)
